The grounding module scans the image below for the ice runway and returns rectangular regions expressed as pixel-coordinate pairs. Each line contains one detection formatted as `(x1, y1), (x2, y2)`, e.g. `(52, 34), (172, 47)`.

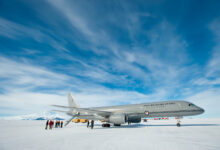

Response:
(0, 118), (220, 150)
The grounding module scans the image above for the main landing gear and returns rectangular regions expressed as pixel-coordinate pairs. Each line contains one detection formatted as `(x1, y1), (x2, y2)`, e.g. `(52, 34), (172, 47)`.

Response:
(102, 123), (110, 127)
(101, 123), (121, 127)
(114, 124), (121, 126)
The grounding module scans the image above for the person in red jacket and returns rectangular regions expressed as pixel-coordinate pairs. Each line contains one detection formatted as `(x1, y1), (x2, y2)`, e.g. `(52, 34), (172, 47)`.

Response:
(49, 120), (53, 130)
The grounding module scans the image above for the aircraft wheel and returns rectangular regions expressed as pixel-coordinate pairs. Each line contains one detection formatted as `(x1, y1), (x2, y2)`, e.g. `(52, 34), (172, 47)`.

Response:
(114, 124), (121, 126)
(177, 123), (181, 127)
(102, 124), (110, 127)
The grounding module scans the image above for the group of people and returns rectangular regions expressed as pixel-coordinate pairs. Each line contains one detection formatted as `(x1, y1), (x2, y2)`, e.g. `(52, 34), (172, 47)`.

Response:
(45, 120), (63, 130)
(87, 120), (94, 129)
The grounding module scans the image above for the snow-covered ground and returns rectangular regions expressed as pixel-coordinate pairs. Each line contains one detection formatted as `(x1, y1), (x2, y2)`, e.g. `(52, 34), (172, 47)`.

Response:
(0, 118), (220, 150)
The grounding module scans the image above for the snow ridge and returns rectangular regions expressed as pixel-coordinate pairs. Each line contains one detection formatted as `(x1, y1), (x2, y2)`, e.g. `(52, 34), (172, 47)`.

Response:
(0, 111), (68, 120)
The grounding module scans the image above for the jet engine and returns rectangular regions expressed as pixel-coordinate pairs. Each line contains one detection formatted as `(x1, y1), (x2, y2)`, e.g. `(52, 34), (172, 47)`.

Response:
(72, 118), (80, 123)
(72, 118), (88, 123)
(126, 115), (141, 123)
(109, 114), (126, 124)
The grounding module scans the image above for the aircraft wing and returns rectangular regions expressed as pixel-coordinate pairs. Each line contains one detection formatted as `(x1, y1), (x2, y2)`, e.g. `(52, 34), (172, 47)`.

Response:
(52, 105), (112, 117)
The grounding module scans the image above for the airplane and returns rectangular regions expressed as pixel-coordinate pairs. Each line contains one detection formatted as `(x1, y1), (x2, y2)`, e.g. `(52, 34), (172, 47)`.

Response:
(52, 93), (204, 129)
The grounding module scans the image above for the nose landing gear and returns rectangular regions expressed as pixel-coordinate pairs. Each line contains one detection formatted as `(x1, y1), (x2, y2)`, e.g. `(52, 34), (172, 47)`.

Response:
(176, 118), (181, 127)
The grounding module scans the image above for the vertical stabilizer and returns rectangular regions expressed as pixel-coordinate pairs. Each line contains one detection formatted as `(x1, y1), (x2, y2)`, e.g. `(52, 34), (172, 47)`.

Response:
(68, 93), (80, 108)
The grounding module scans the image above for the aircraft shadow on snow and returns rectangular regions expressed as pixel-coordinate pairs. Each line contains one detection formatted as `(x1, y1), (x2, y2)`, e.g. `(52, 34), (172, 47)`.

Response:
(93, 123), (219, 129)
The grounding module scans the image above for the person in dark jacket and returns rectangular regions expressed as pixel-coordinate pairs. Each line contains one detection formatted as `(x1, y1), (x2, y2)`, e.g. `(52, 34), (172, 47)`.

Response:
(58, 120), (60, 128)
(55, 120), (58, 128)
(87, 121), (90, 128)
(61, 121), (63, 128)
(45, 120), (49, 130)
(91, 120), (94, 129)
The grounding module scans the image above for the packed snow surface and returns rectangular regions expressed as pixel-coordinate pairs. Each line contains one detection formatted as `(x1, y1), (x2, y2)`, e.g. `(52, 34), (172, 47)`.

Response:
(0, 118), (220, 150)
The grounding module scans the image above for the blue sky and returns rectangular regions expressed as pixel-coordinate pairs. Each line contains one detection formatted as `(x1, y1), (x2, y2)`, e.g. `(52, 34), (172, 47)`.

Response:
(0, 0), (220, 117)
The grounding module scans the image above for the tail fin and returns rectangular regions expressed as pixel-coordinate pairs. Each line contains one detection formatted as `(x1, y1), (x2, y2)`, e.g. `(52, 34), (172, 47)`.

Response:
(68, 93), (80, 108)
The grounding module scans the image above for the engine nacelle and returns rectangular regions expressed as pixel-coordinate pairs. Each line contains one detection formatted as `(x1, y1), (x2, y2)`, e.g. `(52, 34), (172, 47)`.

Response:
(126, 115), (141, 123)
(72, 118), (80, 123)
(109, 114), (126, 124)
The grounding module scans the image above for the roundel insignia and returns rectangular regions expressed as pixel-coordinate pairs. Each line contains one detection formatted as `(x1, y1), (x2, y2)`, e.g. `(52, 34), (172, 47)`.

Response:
(145, 111), (149, 115)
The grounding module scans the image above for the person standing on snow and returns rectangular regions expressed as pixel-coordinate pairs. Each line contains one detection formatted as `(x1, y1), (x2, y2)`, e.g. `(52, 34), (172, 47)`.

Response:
(55, 120), (57, 128)
(45, 120), (49, 130)
(61, 121), (63, 128)
(87, 121), (90, 128)
(58, 120), (60, 128)
(91, 120), (94, 129)
(52, 120), (54, 128)
(49, 120), (53, 130)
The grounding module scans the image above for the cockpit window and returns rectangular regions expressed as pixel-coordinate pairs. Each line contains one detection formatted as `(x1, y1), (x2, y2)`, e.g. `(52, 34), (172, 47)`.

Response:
(189, 103), (196, 106)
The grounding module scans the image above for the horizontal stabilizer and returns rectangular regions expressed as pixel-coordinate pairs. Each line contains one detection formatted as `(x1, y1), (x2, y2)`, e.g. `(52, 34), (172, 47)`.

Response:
(52, 109), (69, 113)
(51, 110), (73, 116)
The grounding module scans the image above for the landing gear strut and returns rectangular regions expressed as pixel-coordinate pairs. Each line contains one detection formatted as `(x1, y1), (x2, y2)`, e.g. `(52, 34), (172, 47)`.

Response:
(176, 118), (181, 127)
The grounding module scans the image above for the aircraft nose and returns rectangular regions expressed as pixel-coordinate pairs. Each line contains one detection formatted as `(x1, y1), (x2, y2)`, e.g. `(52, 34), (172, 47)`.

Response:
(195, 105), (204, 114)
(201, 108), (205, 113)
(198, 107), (205, 114)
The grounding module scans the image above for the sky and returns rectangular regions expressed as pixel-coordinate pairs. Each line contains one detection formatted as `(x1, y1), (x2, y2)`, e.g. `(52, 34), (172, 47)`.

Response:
(0, 0), (220, 118)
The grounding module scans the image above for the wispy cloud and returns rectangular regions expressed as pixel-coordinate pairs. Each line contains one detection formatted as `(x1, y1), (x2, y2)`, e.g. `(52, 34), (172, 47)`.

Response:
(0, 56), (69, 90)
(0, 17), (70, 55)
(207, 18), (220, 78)
(192, 18), (220, 87)
(0, 56), (153, 115)
(0, 17), (45, 41)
